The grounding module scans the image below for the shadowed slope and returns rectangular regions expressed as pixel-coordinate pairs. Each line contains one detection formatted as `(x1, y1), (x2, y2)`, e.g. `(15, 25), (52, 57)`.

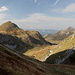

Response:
(0, 21), (50, 47)
(0, 44), (75, 75)
(0, 33), (33, 54)
(0, 43), (48, 75)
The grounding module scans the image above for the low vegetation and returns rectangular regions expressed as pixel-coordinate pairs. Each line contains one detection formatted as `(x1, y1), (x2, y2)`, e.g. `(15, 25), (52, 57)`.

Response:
(0, 43), (75, 75)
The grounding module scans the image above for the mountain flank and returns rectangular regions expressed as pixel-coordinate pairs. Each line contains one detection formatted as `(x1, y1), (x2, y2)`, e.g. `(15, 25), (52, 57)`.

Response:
(0, 21), (50, 55)
(24, 27), (75, 61)
(45, 32), (75, 64)
(0, 43), (75, 75)
(45, 27), (75, 43)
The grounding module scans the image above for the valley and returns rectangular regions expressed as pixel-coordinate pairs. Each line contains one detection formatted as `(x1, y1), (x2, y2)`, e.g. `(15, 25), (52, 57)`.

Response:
(1, 0), (75, 75)
(0, 21), (75, 75)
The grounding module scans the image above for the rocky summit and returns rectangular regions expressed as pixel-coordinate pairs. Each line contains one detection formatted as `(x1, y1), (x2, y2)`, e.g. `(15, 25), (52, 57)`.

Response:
(0, 21), (20, 32)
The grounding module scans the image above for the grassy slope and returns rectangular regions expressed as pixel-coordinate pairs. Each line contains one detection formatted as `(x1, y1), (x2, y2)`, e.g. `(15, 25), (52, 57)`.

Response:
(45, 33), (75, 64)
(51, 33), (75, 54)
(25, 32), (75, 62)
(24, 45), (52, 61)
(0, 44), (75, 75)
(0, 44), (49, 75)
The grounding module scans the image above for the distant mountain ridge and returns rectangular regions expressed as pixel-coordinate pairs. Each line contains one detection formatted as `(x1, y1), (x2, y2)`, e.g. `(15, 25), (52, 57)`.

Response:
(26, 29), (58, 35)
(45, 27), (75, 41)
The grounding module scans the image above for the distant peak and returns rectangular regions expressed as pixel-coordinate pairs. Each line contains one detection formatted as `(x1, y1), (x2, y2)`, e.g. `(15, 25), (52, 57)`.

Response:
(1, 21), (19, 28)
(3, 21), (14, 25)
(0, 21), (20, 31)
(65, 26), (75, 31)
(67, 26), (74, 29)
(6, 21), (12, 23)
(3, 21), (15, 25)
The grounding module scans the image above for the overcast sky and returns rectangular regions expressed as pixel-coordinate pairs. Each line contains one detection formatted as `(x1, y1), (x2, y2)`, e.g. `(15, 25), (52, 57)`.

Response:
(0, 0), (75, 29)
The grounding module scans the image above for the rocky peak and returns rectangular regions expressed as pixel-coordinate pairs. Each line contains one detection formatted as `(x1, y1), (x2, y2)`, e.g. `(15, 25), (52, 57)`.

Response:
(0, 21), (20, 32)
(46, 27), (75, 41)
(65, 26), (75, 32)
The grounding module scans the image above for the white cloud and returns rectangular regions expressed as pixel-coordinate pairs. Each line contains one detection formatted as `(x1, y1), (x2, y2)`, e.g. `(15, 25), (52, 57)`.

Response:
(63, 3), (75, 13)
(0, 6), (8, 12)
(52, 3), (75, 13)
(11, 13), (75, 29)
(53, 0), (60, 6)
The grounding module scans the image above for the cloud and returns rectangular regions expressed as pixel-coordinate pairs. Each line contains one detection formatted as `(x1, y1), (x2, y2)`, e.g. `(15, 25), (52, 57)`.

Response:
(0, 6), (8, 12)
(11, 13), (75, 29)
(53, 0), (60, 6)
(34, 0), (37, 3)
(52, 3), (75, 13)
(63, 3), (75, 13)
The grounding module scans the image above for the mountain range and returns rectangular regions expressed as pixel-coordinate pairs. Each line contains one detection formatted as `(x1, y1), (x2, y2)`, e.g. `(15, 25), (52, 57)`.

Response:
(24, 26), (75, 64)
(0, 21), (75, 75)
(27, 29), (58, 35)
(45, 27), (75, 44)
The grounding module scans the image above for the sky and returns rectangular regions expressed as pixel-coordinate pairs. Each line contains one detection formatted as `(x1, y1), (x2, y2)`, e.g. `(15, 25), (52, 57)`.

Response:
(0, 0), (75, 29)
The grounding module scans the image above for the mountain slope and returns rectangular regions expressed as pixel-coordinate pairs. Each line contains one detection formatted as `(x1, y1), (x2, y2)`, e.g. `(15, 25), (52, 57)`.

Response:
(45, 27), (75, 41)
(24, 27), (75, 61)
(0, 43), (75, 75)
(0, 43), (47, 75)
(0, 21), (20, 32)
(0, 21), (49, 51)
(24, 27), (75, 62)
(0, 33), (33, 53)
(45, 32), (75, 64)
